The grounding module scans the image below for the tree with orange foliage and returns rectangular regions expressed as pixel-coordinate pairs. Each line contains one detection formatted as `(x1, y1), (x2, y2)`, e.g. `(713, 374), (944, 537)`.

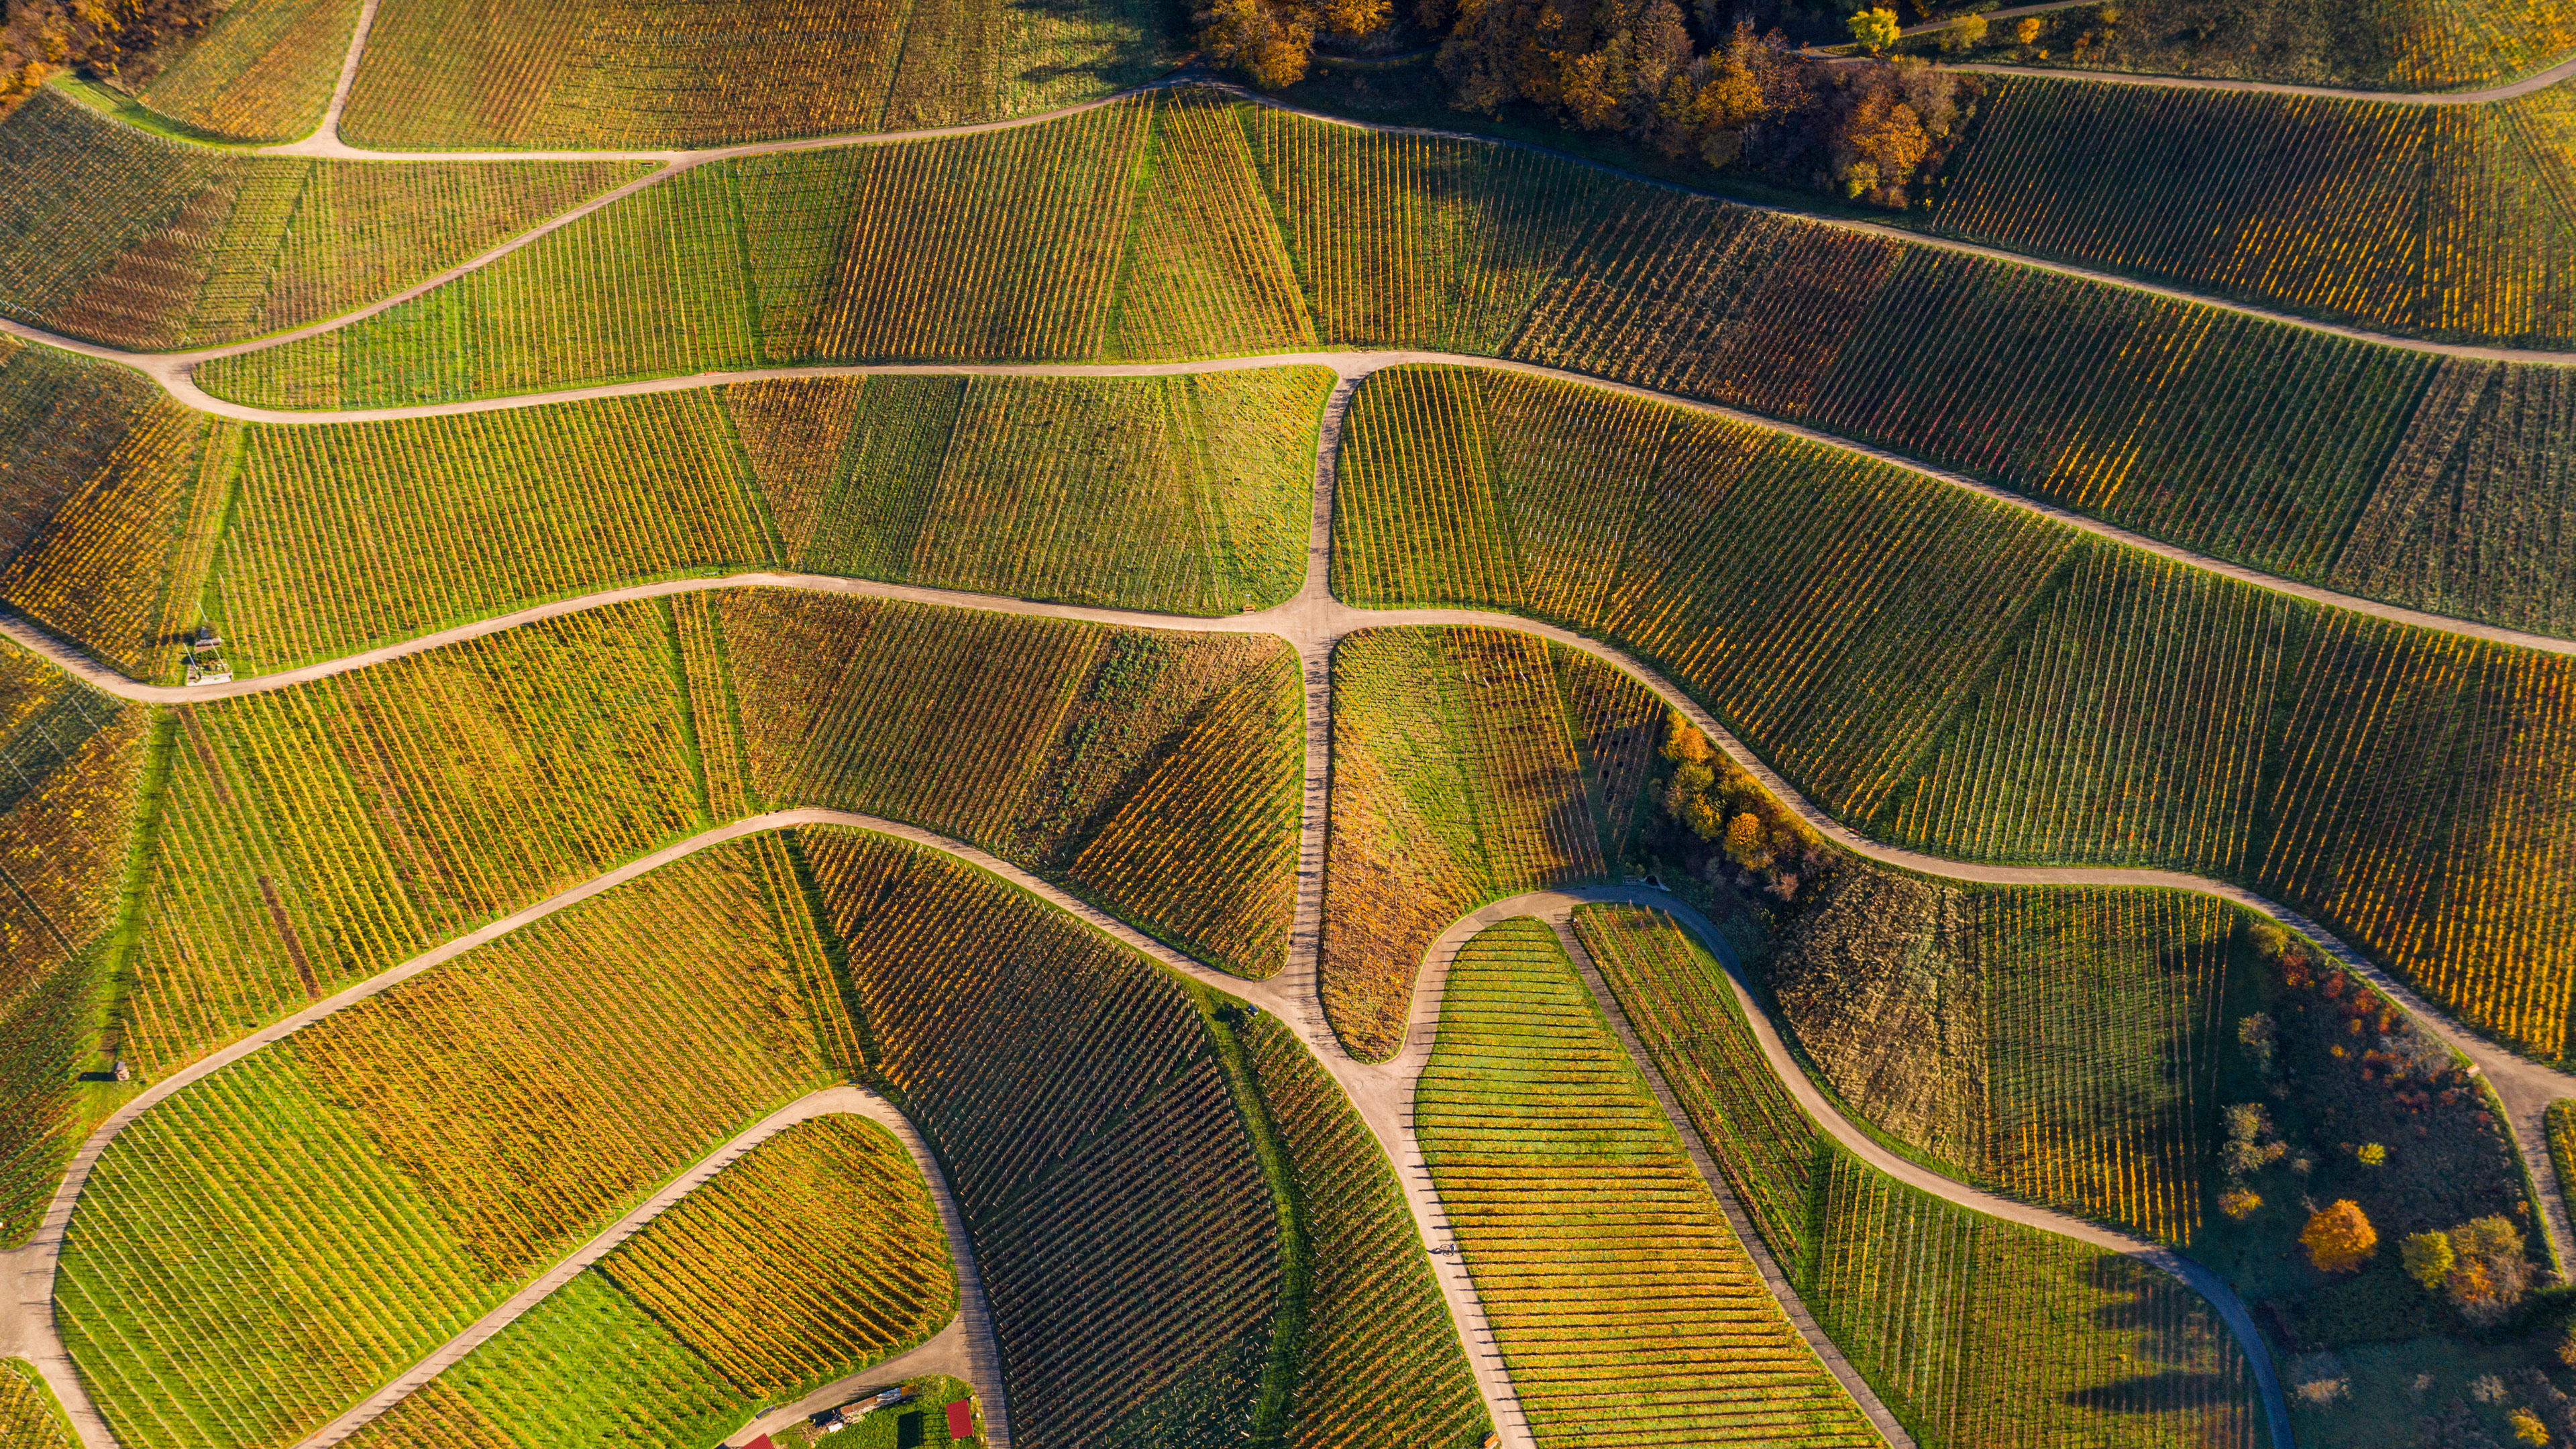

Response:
(2300, 1200), (2378, 1273)
(1196, 0), (1391, 87)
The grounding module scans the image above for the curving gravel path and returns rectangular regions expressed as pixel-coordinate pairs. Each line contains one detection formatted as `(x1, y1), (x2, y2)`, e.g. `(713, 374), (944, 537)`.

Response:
(5, 347), (2570, 665)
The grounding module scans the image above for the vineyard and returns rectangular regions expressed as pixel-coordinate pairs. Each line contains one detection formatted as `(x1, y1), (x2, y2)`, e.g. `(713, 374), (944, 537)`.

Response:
(1323, 628), (1654, 1059)
(1886, 543), (2294, 875)
(739, 368), (1328, 614)
(1416, 917), (1882, 1444)
(276, 1113), (955, 1449)
(142, 89), (2576, 645)
(1, 1362), (70, 1449)
(1338, 366), (2076, 825)
(800, 826), (1288, 1449)
(337, 0), (1178, 149)
(1239, 1015), (1491, 1449)
(1336, 364), (2576, 1064)
(1576, 903), (2269, 1446)
(0, 647), (148, 1245)
(0, 343), (185, 668)
(119, 602), (706, 1075)
(2328, 358), (2576, 639)
(213, 392), (771, 670)
(1933, 75), (2576, 349)
(596, 1115), (956, 1397)
(130, 0), (362, 142)
(2027, 0), (2576, 97)
(726, 592), (1303, 971)
(0, 90), (647, 351)
(1752, 879), (2237, 1245)
(60, 840), (845, 1449)
(348, 1276), (741, 1449)
(58, 1050), (506, 1449)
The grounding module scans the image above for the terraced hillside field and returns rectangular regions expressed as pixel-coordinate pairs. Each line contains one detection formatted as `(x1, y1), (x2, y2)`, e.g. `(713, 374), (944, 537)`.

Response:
(60, 841), (853, 1449)
(339, 1112), (957, 1448)
(184, 97), (2576, 647)
(0, 91), (647, 350)
(800, 829), (1290, 1449)
(1417, 918), (1882, 1444)
(17, 15), (2576, 1449)
(1574, 904), (2269, 1446)
(1934, 74), (2576, 349)
(2015, 0), (2576, 91)
(1324, 628), (1658, 1059)
(1335, 364), (2576, 1063)
(338, 0), (1181, 148)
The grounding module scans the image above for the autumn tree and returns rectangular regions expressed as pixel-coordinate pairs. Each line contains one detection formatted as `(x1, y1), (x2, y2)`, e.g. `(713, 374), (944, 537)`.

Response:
(2444, 1216), (2532, 1327)
(1197, 0), (1391, 88)
(2402, 1230), (2455, 1290)
(2300, 1200), (2377, 1273)
(1847, 6), (1899, 51)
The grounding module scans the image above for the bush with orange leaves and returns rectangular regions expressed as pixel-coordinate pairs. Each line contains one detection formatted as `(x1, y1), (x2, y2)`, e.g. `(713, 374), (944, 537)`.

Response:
(2300, 1199), (2378, 1273)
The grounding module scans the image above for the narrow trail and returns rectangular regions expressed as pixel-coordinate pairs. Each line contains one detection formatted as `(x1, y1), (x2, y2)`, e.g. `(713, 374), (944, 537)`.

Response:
(5, 347), (2570, 665)
(285, 1085), (1012, 1449)
(1951, 48), (2576, 103)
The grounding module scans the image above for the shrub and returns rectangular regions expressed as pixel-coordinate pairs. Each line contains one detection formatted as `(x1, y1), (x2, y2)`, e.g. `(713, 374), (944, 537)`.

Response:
(2402, 1231), (2455, 1289)
(2359, 1142), (2387, 1166)
(2445, 1216), (2532, 1327)
(2218, 1189), (2261, 1221)
(2301, 1201), (2377, 1273)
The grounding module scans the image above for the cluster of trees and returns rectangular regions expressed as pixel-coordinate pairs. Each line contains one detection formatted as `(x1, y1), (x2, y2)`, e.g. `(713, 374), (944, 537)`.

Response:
(1, 0), (213, 116)
(2402, 1216), (2535, 1328)
(1654, 710), (1819, 902)
(1193, 0), (1974, 206)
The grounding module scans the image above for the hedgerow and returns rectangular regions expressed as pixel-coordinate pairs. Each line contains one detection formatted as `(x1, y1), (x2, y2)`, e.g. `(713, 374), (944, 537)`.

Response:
(1418, 916), (1882, 1444)
(1578, 902), (2267, 1446)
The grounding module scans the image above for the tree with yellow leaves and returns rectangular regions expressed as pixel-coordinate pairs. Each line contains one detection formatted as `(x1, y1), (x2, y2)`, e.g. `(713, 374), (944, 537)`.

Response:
(2300, 1200), (2377, 1273)
(1847, 7), (1900, 52)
